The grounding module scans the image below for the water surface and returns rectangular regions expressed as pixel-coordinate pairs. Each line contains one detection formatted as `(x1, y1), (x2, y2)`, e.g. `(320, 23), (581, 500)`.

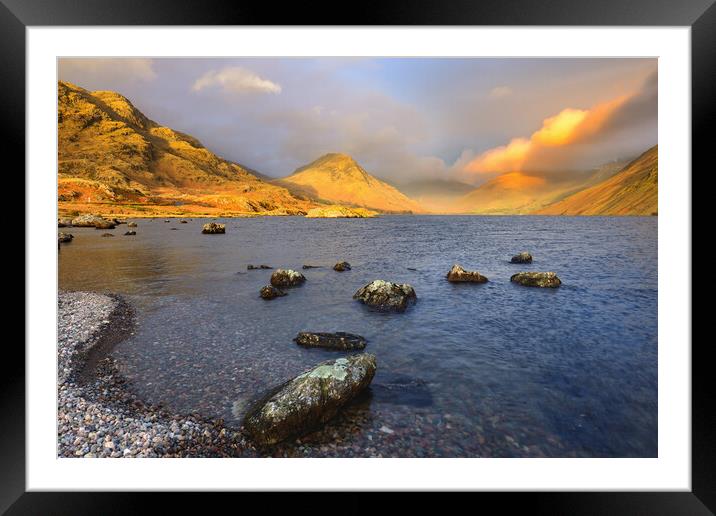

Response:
(58, 215), (658, 457)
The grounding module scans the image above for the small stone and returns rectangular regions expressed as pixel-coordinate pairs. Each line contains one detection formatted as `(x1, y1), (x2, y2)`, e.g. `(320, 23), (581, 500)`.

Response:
(510, 272), (561, 288)
(333, 261), (351, 272)
(260, 285), (287, 300)
(510, 252), (533, 264)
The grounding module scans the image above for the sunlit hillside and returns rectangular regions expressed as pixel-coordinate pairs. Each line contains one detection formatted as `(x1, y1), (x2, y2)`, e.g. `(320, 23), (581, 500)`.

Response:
(535, 146), (658, 216)
(57, 81), (314, 217)
(274, 153), (425, 214)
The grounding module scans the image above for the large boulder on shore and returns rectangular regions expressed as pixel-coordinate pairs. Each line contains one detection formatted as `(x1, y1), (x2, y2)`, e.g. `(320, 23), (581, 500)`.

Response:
(270, 269), (306, 288)
(260, 285), (287, 300)
(510, 252), (533, 264)
(510, 272), (561, 288)
(353, 280), (417, 312)
(242, 354), (377, 445)
(294, 332), (367, 350)
(71, 214), (115, 228)
(202, 222), (225, 234)
(446, 264), (488, 283)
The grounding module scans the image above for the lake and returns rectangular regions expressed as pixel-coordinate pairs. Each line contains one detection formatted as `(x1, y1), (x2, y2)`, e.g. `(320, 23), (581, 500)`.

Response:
(58, 215), (657, 457)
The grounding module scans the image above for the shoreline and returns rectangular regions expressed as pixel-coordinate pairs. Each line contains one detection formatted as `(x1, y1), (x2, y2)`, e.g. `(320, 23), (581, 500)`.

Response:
(58, 290), (250, 458)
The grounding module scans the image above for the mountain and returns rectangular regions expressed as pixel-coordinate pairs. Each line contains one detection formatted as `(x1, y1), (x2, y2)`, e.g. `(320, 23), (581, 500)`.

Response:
(454, 160), (631, 215)
(535, 146), (657, 216)
(57, 81), (313, 217)
(393, 179), (475, 213)
(274, 153), (424, 213)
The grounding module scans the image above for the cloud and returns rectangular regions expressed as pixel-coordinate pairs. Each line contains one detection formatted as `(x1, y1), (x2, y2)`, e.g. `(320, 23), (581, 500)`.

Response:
(192, 67), (282, 95)
(464, 72), (656, 175)
(58, 58), (157, 83)
(489, 86), (512, 99)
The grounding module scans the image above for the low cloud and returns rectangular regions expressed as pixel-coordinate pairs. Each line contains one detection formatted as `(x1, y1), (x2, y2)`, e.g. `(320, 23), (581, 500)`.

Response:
(192, 67), (282, 95)
(59, 58), (157, 84)
(464, 72), (657, 175)
(489, 85), (512, 99)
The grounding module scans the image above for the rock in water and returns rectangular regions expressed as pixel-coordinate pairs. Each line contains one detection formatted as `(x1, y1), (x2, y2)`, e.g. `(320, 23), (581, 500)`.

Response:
(446, 264), (488, 283)
(101, 233), (114, 237)
(71, 214), (115, 228)
(333, 261), (351, 272)
(270, 269), (306, 288)
(94, 220), (116, 230)
(510, 252), (533, 264)
(127, 222), (138, 228)
(353, 280), (417, 312)
(302, 264), (321, 269)
(58, 232), (74, 243)
(294, 332), (367, 350)
(202, 222), (225, 234)
(510, 272), (561, 288)
(260, 285), (287, 300)
(180, 220), (188, 224)
(248, 264), (273, 270)
(124, 230), (136, 236)
(242, 354), (377, 445)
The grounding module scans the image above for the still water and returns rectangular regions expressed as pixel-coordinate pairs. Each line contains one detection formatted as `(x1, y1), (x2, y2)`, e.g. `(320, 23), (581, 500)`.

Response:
(59, 216), (657, 457)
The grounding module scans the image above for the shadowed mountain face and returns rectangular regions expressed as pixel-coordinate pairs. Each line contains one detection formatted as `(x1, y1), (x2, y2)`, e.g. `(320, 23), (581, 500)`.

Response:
(274, 153), (424, 214)
(535, 146), (658, 216)
(57, 81), (313, 217)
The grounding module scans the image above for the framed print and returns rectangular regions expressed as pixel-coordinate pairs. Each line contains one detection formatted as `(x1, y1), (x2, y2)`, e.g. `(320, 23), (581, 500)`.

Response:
(6, 0), (710, 511)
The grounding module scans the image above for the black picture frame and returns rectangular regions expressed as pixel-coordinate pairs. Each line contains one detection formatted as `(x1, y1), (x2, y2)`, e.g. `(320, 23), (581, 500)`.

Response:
(6, 0), (709, 512)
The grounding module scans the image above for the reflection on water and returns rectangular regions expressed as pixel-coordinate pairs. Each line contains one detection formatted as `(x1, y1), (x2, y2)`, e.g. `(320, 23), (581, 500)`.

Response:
(59, 216), (657, 457)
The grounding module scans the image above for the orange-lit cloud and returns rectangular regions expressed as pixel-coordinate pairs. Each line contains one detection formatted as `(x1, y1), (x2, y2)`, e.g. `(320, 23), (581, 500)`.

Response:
(465, 92), (633, 174)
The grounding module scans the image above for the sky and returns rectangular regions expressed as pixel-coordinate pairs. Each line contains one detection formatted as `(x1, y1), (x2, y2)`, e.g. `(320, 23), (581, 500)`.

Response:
(58, 57), (657, 185)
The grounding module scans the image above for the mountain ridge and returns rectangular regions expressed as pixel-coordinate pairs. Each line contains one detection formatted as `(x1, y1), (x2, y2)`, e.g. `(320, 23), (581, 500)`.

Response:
(57, 81), (313, 217)
(274, 153), (424, 214)
(535, 145), (657, 216)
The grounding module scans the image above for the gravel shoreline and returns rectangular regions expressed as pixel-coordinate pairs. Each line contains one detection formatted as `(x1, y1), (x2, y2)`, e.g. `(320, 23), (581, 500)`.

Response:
(58, 291), (250, 458)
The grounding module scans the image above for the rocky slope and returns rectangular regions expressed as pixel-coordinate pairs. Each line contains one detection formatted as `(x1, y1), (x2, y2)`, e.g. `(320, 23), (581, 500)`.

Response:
(535, 146), (657, 216)
(455, 160), (631, 215)
(57, 81), (313, 217)
(275, 153), (424, 214)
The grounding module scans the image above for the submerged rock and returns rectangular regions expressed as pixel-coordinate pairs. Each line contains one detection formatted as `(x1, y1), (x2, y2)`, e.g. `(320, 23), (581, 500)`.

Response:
(202, 222), (225, 234)
(248, 264), (273, 270)
(270, 269), (306, 288)
(242, 354), (377, 445)
(58, 232), (74, 243)
(71, 214), (113, 228)
(333, 261), (351, 272)
(101, 233), (114, 237)
(510, 272), (561, 288)
(127, 222), (138, 228)
(124, 230), (136, 236)
(446, 264), (488, 283)
(353, 280), (417, 312)
(294, 332), (367, 351)
(180, 220), (188, 224)
(260, 285), (287, 300)
(510, 252), (533, 264)
(302, 264), (321, 269)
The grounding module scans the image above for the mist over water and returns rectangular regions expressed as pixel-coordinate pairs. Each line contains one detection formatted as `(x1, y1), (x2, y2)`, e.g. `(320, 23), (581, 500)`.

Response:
(59, 215), (657, 457)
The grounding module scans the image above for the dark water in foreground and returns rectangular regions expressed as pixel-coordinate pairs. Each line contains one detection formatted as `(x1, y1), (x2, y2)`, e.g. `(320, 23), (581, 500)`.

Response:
(58, 216), (657, 457)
